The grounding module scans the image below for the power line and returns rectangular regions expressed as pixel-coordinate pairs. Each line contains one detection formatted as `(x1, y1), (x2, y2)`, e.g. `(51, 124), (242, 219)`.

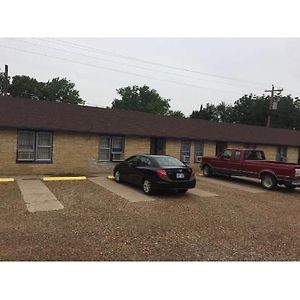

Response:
(31, 38), (264, 91)
(10, 37), (242, 90)
(0, 43), (238, 94)
(49, 38), (270, 88)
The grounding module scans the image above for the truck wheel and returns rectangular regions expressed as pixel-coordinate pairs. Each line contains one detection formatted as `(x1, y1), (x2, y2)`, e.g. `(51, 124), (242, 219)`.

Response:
(203, 165), (212, 177)
(261, 174), (277, 190)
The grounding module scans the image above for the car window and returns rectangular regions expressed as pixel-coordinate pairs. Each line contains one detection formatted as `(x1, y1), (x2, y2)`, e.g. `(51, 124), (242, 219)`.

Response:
(222, 150), (232, 160)
(126, 156), (141, 164)
(154, 156), (185, 167)
(245, 150), (265, 160)
(234, 151), (241, 161)
(140, 156), (152, 167)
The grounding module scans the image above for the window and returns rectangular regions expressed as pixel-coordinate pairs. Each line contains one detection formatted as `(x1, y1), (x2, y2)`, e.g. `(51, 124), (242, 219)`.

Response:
(245, 150), (266, 160)
(245, 144), (257, 149)
(17, 131), (52, 162)
(140, 156), (152, 166)
(180, 141), (191, 162)
(222, 149), (232, 160)
(234, 151), (241, 160)
(276, 146), (287, 162)
(99, 136), (124, 162)
(194, 142), (204, 163)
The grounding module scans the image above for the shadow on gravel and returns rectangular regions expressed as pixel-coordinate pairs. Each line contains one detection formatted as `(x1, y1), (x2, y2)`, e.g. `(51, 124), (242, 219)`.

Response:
(209, 174), (300, 194)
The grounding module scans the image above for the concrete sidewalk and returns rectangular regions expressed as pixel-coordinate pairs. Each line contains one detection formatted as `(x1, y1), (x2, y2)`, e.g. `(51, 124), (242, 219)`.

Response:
(89, 177), (156, 202)
(197, 175), (265, 194)
(17, 179), (64, 213)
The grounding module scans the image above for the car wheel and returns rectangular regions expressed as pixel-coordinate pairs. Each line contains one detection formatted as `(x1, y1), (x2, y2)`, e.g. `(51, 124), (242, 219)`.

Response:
(178, 188), (188, 194)
(261, 174), (277, 190)
(203, 165), (212, 177)
(114, 170), (122, 183)
(142, 178), (153, 195)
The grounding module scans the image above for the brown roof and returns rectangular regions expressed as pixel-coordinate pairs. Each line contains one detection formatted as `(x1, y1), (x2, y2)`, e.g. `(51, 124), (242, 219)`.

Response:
(1, 96), (300, 147)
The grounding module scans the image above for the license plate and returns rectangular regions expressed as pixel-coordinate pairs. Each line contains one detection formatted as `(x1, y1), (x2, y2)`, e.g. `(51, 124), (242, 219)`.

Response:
(176, 173), (185, 179)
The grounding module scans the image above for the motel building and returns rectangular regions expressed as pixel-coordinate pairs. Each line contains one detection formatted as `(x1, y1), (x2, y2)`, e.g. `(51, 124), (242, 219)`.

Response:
(0, 96), (300, 176)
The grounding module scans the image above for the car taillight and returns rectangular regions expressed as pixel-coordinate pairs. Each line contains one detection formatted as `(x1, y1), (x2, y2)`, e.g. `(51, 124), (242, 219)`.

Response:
(156, 168), (168, 179)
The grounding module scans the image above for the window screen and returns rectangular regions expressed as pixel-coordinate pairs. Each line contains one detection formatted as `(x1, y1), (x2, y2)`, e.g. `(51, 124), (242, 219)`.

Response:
(180, 141), (191, 162)
(194, 142), (204, 162)
(17, 131), (52, 162)
(99, 136), (125, 162)
(99, 137), (111, 161)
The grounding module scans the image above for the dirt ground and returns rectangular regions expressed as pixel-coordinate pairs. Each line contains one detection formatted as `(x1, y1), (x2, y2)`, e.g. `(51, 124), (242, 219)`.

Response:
(0, 177), (300, 261)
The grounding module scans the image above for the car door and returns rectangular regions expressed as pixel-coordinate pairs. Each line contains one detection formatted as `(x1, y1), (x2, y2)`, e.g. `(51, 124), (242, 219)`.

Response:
(217, 149), (234, 175)
(229, 150), (243, 176)
(121, 156), (139, 183)
(127, 155), (142, 185)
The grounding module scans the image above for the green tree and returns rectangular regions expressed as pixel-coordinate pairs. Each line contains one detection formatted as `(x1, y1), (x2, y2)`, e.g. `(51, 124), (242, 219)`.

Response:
(167, 110), (185, 117)
(229, 94), (269, 126)
(111, 85), (170, 115)
(42, 78), (84, 105)
(0, 71), (10, 95)
(6, 75), (84, 105)
(190, 103), (218, 121)
(270, 95), (300, 130)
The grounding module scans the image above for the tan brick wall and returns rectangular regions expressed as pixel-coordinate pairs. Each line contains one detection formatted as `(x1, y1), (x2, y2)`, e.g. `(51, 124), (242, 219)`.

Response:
(287, 147), (299, 163)
(257, 145), (277, 161)
(204, 141), (216, 156)
(0, 129), (112, 175)
(124, 137), (150, 158)
(165, 139), (181, 159)
(228, 143), (244, 148)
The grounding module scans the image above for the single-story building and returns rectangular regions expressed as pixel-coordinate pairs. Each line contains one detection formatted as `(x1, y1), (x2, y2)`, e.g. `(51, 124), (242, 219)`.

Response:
(0, 96), (300, 175)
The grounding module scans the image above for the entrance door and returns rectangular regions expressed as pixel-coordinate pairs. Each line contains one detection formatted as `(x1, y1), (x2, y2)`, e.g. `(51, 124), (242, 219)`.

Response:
(150, 138), (166, 155)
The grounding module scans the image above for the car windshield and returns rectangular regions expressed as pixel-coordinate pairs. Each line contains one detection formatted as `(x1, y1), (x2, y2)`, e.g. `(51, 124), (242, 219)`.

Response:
(154, 156), (185, 167)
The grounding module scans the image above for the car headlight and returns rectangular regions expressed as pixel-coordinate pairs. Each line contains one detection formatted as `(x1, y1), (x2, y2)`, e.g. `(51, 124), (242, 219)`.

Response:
(295, 169), (300, 176)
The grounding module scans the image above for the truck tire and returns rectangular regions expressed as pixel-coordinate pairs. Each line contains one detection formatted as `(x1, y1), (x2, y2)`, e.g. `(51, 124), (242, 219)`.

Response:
(203, 165), (212, 177)
(261, 174), (277, 190)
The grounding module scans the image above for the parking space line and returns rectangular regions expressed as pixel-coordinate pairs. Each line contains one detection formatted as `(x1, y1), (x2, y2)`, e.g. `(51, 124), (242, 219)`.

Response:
(17, 179), (64, 213)
(89, 177), (156, 203)
(189, 188), (218, 197)
(197, 176), (265, 193)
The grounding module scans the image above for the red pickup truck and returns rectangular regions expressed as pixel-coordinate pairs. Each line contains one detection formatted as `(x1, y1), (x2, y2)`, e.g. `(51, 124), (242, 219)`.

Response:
(201, 148), (300, 190)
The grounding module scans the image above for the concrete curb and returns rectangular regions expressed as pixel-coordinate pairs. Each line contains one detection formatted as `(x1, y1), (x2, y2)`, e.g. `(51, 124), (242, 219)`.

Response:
(0, 178), (15, 183)
(42, 176), (87, 182)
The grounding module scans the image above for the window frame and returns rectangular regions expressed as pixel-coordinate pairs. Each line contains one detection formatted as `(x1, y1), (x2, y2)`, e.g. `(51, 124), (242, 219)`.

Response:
(17, 130), (53, 163)
(276, 146), (287, 162)
(180, 140), (191, 162)
(98, 136), (125, 162)
(194, 141), (204, 163)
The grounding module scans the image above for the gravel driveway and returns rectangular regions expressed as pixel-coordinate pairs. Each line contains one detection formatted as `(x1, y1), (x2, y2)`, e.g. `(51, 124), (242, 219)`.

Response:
(0, 178), (299, 261)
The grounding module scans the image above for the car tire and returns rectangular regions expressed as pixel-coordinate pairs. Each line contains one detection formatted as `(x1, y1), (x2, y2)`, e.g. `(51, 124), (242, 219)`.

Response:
(178, 188), (188, 194)
(203, 165), (212, 177)
(142, 178), (153, 195)
(261, 174), (277, 190)
(114, 170), (122, 183)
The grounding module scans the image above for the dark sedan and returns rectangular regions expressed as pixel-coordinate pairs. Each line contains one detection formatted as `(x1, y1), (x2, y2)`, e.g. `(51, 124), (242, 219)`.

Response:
(113, 155), (196, 195)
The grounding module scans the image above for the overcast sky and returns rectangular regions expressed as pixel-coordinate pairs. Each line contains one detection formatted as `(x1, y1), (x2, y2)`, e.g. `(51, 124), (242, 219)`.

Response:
(1, 38), (300, 115)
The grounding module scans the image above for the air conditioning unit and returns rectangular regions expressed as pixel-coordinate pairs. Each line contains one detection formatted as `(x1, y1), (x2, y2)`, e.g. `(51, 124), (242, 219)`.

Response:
(182, 155), (190, 163)
(18, 151), (34, 160)
(195, 155), (203, 163)
(112, 152), (124, 161)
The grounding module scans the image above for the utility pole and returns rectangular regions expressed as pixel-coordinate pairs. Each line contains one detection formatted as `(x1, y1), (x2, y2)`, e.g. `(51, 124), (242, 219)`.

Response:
(2, 64), (9, 96)
(265, 84), (283, 127)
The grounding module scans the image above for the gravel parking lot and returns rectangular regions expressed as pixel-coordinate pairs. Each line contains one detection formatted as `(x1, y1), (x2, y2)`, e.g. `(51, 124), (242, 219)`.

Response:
(0, 177), (300, 261)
